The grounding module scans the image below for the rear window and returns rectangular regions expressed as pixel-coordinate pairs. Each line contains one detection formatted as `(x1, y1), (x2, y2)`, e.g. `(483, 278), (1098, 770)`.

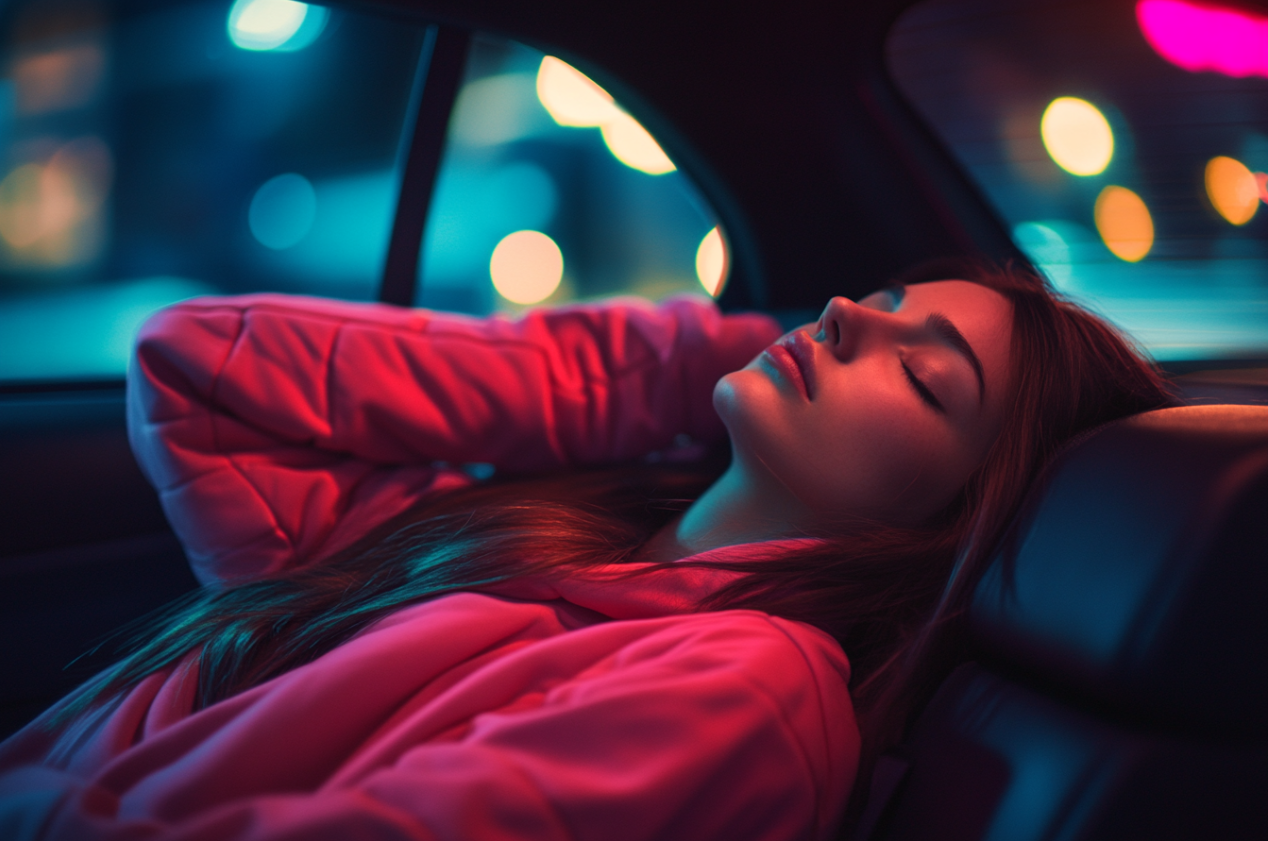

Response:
(0, 0), (722, 383)
(888, 0), (1268, 361)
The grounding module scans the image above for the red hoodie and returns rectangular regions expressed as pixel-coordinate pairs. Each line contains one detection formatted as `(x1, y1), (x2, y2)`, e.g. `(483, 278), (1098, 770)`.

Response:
(0, 294), (859, 840)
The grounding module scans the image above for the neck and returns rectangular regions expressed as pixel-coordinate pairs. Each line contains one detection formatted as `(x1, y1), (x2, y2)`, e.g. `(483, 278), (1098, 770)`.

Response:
(637, 461), (810, 564)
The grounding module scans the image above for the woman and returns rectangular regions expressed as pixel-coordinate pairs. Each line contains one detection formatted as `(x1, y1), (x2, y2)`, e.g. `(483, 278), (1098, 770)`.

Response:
(0, 264), (1171, 840)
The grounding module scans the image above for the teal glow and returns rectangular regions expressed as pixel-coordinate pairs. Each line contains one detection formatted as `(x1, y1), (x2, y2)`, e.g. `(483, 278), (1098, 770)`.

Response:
(244, 163), (558, 299)
(1058, 260), (1268, 360)
(0, 277), (213, 381)
(249, 173), (317, 250)
(0, 81), (13, 155)
(227, 0), (328, 53)
(421, 161), (559, 283)
(1015, 220), (1268, 359)
(1013, 220), (1109, 292)
(449, 73), (553, 148)
(250, 170), (395, 295)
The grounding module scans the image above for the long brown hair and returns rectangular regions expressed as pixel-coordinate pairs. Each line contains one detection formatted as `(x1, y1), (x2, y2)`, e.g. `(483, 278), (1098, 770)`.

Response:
(688, 259), (1176, 798)
(62, 263), (1174, 783)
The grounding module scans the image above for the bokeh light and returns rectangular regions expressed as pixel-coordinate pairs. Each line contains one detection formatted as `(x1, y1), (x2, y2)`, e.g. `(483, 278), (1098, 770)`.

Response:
(14, 44), (104, 115)
(535, 56), (623, 127)
(1137, 0), (1268, 79)
(1094, 185), (1154, 262)
(535, 56), (675, 175)
(451, 73), (543, 147)
(249, 173), (317, 249)
(228, 0), (328, 52)
(424, 162), (558, 286)
(1205, 156), (1260, 225)
(1040, 97), (1114, 176)
(490, 230), (564, 304)
(0, 164), (46, 249)
(1013, 221), (1074, 290)
(600, 113), (676, 175)
(695, 227), (728, 296)
(0, 136), (112, 267)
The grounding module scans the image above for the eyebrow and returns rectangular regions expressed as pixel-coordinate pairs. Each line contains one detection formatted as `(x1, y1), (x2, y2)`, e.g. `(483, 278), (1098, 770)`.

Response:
(926, 312), (987, 404)
(885, 281), (988, 405)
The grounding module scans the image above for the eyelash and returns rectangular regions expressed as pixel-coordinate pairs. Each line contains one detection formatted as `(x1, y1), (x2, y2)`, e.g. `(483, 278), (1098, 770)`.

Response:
(903, 362), (946, 413)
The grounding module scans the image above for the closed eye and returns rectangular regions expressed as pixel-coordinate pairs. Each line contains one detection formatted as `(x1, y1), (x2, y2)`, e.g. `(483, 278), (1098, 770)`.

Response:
(903, 362), (945, 413)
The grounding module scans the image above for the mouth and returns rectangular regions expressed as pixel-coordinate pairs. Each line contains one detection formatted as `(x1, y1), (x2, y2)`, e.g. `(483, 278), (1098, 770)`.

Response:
(764, 331), (815, 400)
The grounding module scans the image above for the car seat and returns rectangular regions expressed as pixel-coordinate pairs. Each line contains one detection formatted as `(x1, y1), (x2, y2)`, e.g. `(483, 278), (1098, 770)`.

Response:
(858, 404), (1268, 840)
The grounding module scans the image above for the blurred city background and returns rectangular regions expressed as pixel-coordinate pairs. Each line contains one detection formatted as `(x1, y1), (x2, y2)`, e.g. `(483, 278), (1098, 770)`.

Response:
(0, 0), (724, 381)
(890, 0), (1268, 360)
(2, 0), (1268, 382)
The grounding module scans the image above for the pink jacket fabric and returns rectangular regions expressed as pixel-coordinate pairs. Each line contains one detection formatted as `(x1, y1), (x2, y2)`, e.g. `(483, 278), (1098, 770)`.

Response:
(0, 294), (860, 841)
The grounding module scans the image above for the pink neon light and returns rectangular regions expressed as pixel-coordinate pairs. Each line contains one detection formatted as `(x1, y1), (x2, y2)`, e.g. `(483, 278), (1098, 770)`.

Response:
(1137, 0), (1268, 78)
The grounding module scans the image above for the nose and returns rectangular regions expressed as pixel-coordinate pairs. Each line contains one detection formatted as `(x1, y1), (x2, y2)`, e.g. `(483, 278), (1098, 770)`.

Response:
(815, 296), (860, 362)
(815, 295), (905, 362)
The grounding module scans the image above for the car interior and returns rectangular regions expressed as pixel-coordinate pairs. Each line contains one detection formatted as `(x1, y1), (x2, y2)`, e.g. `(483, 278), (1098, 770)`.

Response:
(1, 0), (1265, 838)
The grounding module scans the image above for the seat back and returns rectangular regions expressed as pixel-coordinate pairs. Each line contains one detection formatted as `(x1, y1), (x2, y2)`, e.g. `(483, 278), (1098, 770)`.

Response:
(868, 406), (1268, 840)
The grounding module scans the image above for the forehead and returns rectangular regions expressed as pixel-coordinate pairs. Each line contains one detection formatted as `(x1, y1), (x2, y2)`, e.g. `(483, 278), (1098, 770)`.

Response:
(902, 279), (1011, 326)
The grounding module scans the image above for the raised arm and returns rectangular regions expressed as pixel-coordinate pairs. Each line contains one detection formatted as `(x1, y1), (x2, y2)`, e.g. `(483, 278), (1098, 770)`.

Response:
(128, 293), (780, 585)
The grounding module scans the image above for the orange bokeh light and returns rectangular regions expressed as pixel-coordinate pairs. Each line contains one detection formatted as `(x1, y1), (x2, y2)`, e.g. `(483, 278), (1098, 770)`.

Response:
(14, 44), (104, 115)
(1094, 185), (1154, 262)
(1205, 155), (1260, 225)
(0, 136), (112, 266)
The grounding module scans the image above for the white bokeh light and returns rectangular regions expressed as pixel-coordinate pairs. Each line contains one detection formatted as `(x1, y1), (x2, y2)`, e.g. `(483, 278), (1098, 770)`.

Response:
(535, 56), (675, 175)
(490, 230), (564, 305)
(228, 0), (328, 52)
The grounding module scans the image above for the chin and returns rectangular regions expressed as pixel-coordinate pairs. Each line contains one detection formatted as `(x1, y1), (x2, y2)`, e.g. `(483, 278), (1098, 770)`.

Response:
(713, 368), (776, 429)
(714, 372), (797, 470)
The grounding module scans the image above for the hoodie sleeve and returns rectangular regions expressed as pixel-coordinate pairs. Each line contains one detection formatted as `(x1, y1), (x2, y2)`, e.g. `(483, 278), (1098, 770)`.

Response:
(127, 293), (781, 585)
(0, 611), (858, 841)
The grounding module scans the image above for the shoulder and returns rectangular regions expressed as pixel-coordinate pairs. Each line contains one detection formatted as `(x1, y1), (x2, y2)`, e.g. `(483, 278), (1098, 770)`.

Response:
(569, 609), (859, 835)
(569, 608), (856, 753)
(647, 609), (852, 691)
(646, 610), (855, 735)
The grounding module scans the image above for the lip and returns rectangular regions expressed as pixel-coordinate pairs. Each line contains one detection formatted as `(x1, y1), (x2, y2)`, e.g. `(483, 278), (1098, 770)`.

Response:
(764, 331), (815, 400)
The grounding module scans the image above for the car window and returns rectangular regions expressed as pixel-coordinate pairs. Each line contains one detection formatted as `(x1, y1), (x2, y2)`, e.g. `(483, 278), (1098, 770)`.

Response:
(0, 1), (724, 383)
(0, 0), (428, 382)
(888, 0), (1268, 361)
(418, 35), (723, 314)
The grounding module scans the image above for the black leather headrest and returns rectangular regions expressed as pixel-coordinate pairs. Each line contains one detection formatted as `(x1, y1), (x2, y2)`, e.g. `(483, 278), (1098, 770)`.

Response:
(971, 405), (1268, 741)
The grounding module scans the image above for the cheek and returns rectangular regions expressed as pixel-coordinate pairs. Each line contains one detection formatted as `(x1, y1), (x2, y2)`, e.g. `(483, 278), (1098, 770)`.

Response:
(831, 416), (988, 523)
(714, 370), (973, 523)
(795, 396), (947, 516)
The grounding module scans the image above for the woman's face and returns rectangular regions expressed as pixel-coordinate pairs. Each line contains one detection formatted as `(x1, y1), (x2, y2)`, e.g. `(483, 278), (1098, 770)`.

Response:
(714, 279), (1014, 528)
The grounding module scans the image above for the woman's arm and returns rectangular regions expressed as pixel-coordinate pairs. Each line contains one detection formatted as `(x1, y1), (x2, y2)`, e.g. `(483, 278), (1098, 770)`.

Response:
(128, 294), (780, 585)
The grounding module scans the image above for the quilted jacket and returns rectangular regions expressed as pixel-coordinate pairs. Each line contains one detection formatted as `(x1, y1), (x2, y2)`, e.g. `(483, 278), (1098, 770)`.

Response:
(0, 294), (859, 841)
